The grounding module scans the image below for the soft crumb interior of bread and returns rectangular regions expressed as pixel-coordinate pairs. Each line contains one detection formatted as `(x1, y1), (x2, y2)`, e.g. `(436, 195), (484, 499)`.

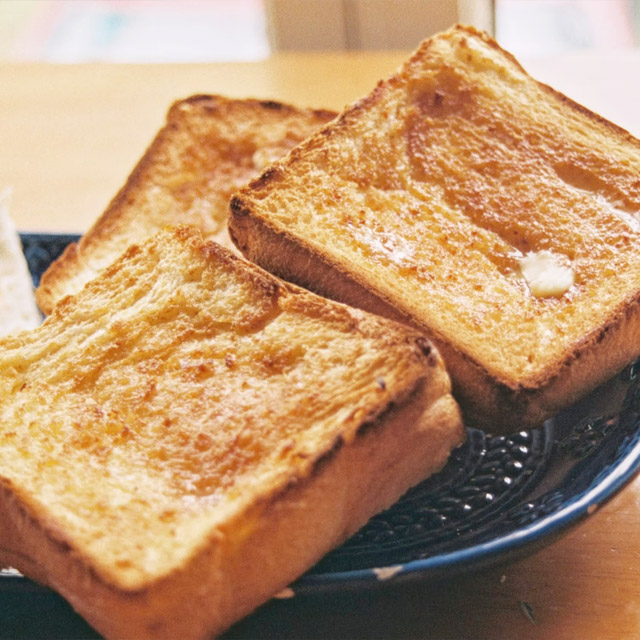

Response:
(0, 229), (432, 590)
(242, 28), (640, 384)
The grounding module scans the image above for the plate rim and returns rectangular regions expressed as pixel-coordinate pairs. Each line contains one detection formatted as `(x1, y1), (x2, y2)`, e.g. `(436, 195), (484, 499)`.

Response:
(292, 419), (640, 592)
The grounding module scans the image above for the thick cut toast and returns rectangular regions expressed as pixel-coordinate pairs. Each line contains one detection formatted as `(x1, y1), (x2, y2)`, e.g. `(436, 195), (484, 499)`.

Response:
(0, 226), (463, 639)
(230, 25), (640, 432)
(35, 94), (336, 315)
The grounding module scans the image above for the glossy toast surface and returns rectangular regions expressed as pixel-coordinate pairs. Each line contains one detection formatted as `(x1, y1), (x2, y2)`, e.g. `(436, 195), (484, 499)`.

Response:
(230, 25), (640, 430)
(0, 226), (462, 638)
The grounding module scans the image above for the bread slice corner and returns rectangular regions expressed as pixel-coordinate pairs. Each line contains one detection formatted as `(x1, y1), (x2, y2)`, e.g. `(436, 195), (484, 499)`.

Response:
(35, 94), (336, 315)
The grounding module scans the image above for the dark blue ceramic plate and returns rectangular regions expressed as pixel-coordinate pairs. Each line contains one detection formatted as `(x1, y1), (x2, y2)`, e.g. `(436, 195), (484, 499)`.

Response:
(3, 233), (640, 634)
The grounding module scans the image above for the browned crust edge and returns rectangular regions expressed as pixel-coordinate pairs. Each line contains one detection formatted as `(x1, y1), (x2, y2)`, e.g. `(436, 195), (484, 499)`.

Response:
(35, 94), (337, 315)
(35, 96), (190, 315)
(230, 189), (640, 432)
(0, 361), (462, 639)
(453, 25), (640, 148)
(228, 202), (512, 429)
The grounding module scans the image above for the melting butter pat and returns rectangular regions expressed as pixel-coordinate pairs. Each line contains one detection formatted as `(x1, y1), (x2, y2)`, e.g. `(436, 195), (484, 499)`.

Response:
(519, 250), (574, 298)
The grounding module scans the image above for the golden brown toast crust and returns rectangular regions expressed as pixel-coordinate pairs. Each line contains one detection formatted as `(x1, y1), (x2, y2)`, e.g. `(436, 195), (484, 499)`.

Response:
(0, 226), (463, 639)
(230, 25), (640, 431)
(35, 95), (336, 315)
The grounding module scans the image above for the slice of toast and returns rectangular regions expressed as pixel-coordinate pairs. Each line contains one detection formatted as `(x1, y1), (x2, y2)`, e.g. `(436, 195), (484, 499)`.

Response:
(230, 25), (640, 432)
(0, 226), (463, 639)
(0, 189), (41, 336)
(35, 94), (336, 315)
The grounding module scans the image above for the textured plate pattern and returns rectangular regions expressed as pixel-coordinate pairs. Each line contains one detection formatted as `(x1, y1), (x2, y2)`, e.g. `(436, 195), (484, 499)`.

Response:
(299, 346), (640, 589)
(313, 427), (551, 572)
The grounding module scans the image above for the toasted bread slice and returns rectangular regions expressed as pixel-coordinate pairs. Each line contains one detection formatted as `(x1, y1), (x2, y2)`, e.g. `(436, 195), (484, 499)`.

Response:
(0, 189), (41, 335)
(0, 226), (463, 639)
(35, 95), (336, 315)
(230, 25), (640, 432)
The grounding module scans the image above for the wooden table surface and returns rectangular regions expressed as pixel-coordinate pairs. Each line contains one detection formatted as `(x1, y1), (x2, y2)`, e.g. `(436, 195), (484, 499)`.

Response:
(2, 50), (640, 639)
